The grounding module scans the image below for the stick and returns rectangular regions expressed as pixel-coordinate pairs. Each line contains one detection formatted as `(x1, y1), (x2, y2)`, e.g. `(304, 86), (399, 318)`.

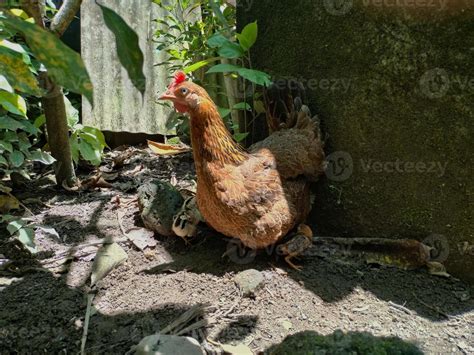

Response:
(388, 301), (413, 315)
(81, 292), (95, 355)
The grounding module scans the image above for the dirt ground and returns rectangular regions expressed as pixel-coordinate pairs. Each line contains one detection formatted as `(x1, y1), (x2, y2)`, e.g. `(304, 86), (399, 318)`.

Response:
(0, 147), (473, 354)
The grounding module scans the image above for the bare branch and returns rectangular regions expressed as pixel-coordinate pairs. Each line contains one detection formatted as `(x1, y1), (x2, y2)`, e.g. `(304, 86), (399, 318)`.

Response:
(50, 0), (82, 37)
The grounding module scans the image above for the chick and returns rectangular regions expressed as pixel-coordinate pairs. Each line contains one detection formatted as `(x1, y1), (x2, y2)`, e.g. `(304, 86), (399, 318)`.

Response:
(277, 224), (313, 271)
(172, 196), (202, 244)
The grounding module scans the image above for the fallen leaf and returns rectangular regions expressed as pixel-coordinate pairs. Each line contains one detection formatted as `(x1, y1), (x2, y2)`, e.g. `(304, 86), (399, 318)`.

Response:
(0, 184), (12, 193)
(101, 172), (118, 181)
(91, 242), (127, 286)
(126, 227), (157, 251)
(427, 261), (451, 278)
(36, 225), (60, 239)
(147, 140), (191, 156)
(0, 194), (20, 213)
(221, 343), (253, 355)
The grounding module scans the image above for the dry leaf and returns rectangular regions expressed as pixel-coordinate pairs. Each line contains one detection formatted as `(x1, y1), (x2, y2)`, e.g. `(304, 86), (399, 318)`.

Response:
(91, 242), (128, 286)
(147, 140), (191, 156)
(0, 194), (20, 213)
(221, 343), (253, 355)
(126, 227), (157, 251)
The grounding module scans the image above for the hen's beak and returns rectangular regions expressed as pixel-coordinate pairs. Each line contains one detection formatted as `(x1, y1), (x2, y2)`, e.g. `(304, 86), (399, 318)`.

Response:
(158, 89), (176, 101)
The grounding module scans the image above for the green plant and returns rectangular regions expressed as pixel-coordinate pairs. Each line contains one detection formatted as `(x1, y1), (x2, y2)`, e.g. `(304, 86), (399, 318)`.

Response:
(153, 0), (271, 142)
(34, 97), (107, 167)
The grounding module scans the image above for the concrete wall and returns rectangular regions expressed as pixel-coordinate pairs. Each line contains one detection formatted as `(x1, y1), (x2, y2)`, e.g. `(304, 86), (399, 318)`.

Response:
(239, 0), (473, 282)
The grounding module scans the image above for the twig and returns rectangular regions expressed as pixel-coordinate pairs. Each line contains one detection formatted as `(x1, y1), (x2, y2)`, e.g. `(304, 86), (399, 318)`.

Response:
(161, 304), (207, 335)
(388, 301), (413, 315)
(411, 292), (451, 319)
(175, 319), (208, 336)
(81, 292), (95, 355)
(40, 237), (129, 265)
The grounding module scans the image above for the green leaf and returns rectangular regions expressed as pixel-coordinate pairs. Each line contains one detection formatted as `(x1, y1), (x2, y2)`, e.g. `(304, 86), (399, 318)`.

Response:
(233, 102), (251, 111)
(0, 140), (13, 153)
(0, 91), (27, 116)
(217, 107), (231, 118)
(17, 227), (36, 253)
(0, 75), (13, 93)
(8, 150), (24, 167)
(64, 96), (79, 127)
(237, 21), (258, 51)
(78, 140), (101, 165)
(98, 4), (146, 95)
(0, 155), (7, 166)
(20, 120), (38, 135)
(0, 47), (42, 96)
(237, 68), (271, 86)
(70, 135), (79, 164)
(1, 14), (94, 104)
(34, 114), (46, 128)
(218, 41), (244, 59)
(208, 33), (229, 48)
(30, 150), (55, 165)
(7, 219), (25, 234)
(0, 116), (24, 130)
(183, 58), (219, 74)
(82, 126), (107, 148)
(17, 134), (32, 152)
(207, 63), (242, 74)
(233, 132), (249, 143)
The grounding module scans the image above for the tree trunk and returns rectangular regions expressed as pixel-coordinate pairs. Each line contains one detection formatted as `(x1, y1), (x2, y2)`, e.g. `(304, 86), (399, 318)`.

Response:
(40, 74), (75, 185)
(22, 0), (82, 186)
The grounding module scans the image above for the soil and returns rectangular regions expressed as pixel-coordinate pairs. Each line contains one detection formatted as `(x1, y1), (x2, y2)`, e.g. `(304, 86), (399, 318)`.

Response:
(0, 147), (473, 354)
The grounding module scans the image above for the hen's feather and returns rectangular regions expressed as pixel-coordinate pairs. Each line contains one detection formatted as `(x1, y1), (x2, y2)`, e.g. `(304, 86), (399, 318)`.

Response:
(179, 80), (325, 249)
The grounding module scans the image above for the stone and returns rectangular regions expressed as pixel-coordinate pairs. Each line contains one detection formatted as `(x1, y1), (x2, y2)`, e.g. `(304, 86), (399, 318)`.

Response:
(234, 269), (264, 297)
(138, 180), (184, 236)
(134, 334), (205, 355)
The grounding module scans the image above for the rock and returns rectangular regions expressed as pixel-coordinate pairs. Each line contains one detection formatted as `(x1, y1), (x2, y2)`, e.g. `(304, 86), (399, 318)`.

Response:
(138, 180), (184, 236)
(134, 334), (205, 355)
(234, 269), (264, 297)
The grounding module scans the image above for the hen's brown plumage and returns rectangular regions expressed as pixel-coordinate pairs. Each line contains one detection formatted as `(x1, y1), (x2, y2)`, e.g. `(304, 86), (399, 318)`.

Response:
(160, 77), (325, 249)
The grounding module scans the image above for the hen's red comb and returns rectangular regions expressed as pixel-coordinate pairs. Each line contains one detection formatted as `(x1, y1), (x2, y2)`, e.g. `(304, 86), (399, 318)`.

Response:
(168, 71), (187, 89)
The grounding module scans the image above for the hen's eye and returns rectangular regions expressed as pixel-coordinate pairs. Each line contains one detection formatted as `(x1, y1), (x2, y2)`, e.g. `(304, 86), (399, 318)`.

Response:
(180, 88), (188, 95)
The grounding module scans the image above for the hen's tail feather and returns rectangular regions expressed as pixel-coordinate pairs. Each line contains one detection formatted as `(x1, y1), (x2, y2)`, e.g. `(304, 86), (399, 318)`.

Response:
(265, 79), (323, 144)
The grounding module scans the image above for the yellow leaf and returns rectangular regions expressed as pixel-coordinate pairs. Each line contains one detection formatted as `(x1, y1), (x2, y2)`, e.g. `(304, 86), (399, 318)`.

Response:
(147, 140), (191, 156)
(0, 194), (20, 214)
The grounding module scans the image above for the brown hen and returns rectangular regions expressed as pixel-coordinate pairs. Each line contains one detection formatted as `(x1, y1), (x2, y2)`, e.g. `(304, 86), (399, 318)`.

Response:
(160, 73), (325, 250)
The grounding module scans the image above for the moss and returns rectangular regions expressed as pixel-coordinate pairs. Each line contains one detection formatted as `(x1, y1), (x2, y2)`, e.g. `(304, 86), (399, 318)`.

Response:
(267, 330), (423, 355)
(239, 1), (474, 282)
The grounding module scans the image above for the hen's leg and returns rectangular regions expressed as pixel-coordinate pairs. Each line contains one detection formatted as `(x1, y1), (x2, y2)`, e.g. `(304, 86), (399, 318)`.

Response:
(284, 254), (303, 271)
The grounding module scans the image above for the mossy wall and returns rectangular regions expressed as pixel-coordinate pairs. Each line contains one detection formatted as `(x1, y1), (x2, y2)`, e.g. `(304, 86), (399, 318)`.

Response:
(238, 1), (473, 282)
